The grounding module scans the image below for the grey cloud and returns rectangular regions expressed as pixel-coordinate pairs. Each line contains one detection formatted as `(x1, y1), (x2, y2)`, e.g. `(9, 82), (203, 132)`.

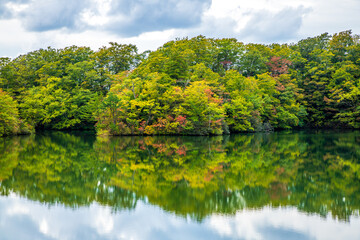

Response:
(106, 0), (212, 36)
(1, 0), (211, 36)
(0, 1), (10, 18)
(21, 0), (90, 31)
(240, 6), (311, 43)
(0, 0), (29, 19)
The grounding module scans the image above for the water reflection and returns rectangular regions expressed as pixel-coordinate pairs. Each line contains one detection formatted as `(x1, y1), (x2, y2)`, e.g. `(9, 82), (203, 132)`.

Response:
(1, 195), (359, 240)
(0, 131), (359, 225)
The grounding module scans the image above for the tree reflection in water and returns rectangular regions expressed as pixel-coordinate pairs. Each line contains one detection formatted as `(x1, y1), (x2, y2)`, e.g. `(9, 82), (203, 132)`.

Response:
(0, 131), (359, 222)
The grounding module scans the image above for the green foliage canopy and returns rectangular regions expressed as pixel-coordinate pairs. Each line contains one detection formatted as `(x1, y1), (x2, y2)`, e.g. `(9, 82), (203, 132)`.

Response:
(1, 30), (359, 136)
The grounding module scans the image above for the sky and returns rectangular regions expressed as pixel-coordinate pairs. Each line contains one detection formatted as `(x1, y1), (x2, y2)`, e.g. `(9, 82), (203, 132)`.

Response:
(2, 195), (360, 240)
(0, 0), (359, 58)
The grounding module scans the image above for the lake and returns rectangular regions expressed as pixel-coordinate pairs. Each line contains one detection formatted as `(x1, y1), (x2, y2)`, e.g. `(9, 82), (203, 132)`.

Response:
(0, 131), (359, 240)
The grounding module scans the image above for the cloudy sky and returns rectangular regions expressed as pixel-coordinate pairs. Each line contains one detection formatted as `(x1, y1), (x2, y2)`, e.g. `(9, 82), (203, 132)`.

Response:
(2, 195), (360, 240)
(0, 0), (359, 58)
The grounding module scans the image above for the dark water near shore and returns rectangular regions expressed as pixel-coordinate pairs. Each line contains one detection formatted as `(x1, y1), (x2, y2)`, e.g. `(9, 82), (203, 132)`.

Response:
(0, 130), (360, 240)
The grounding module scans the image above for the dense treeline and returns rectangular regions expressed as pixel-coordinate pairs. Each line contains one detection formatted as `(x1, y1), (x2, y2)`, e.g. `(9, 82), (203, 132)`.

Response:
(0, 30), (359, 136)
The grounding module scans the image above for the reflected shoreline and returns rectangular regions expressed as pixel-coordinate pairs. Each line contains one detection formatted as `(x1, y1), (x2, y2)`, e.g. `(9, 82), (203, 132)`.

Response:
(1, 131), (360, 222)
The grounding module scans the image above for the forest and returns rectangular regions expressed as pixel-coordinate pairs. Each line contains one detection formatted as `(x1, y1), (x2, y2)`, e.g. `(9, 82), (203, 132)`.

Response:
(0, 30), (359, 136)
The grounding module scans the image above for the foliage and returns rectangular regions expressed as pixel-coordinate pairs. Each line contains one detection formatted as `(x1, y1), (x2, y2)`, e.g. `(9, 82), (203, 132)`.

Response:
(1, 30), (360, 136)
(1, 131), (359, 222)
(0, 89), (33, 136)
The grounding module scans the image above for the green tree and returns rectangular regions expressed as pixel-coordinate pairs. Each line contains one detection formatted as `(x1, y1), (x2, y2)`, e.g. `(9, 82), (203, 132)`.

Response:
(94, 42), (140, 74)
(0, 89), (20, 136)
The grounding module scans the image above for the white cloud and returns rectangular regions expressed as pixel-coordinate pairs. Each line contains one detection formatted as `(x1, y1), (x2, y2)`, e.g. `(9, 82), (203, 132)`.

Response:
(299, 0), (360, 36)
(39, 218), (49, 235)
(0, 19), (37, 57)
(207, 207), (360, 240)
(80, 0), (112, 27)
(92, 206), (114, 234)
(0, 0), (359, 58)
(1, 195), (360, 240)
(6, 202), (30, 215)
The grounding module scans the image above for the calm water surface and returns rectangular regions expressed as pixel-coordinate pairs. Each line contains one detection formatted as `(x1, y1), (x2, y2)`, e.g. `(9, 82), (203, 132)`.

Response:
(0, 131), (359, 240)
